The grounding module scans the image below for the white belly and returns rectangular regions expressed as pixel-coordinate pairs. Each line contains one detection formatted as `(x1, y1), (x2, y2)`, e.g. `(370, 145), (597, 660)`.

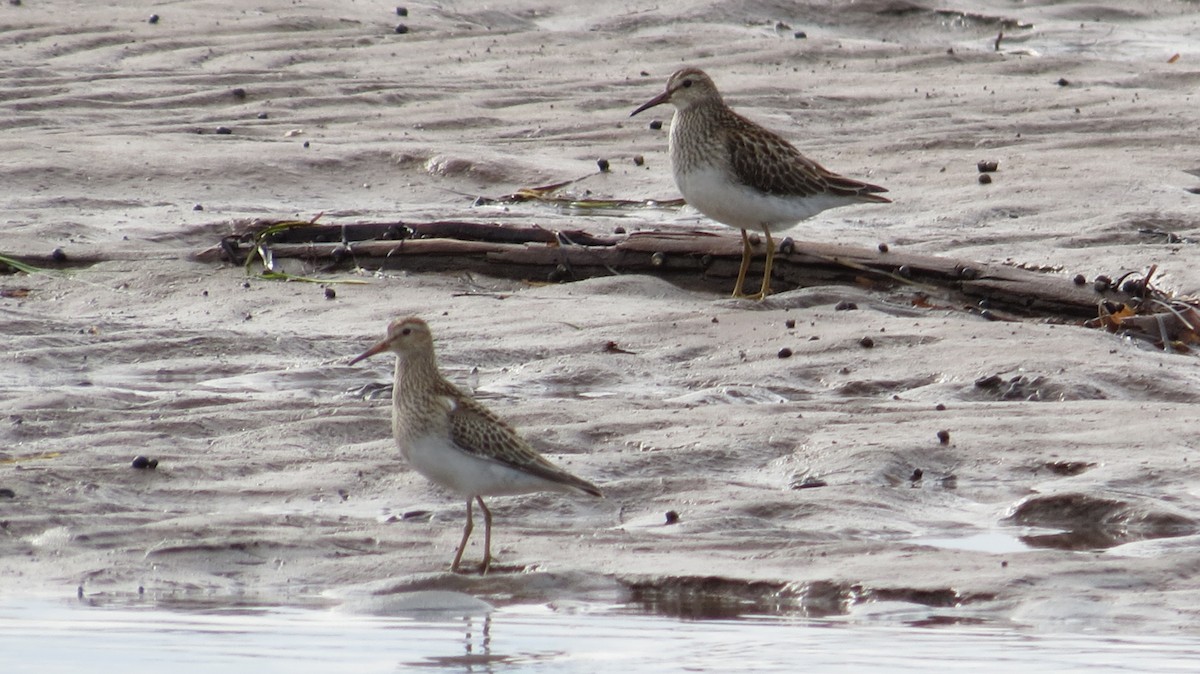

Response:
(675, 165), (849, 232)
(401, 435), (570, 498)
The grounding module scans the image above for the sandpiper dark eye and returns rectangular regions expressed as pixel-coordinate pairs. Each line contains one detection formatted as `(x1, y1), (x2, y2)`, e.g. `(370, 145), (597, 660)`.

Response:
(682, 79), (693, 88)
(401, 328), (412, 336)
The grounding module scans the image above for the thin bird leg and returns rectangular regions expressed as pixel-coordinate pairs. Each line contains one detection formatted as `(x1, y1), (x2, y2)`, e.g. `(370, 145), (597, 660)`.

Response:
(753, 229), (776, 300)
(732, 229), (754, 298)
(477, 496), (493, 575)
(451, 497), (474, 573)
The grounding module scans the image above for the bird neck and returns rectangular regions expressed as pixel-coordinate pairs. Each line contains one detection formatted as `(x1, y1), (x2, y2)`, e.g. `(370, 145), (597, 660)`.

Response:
(669, 99), (726, 172)
(393, 350), (443, 406)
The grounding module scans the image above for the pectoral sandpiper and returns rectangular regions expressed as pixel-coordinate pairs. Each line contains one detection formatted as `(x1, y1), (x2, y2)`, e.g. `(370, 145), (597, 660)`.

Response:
(350, 317), (602, 574)
(631, 67), (891, 300)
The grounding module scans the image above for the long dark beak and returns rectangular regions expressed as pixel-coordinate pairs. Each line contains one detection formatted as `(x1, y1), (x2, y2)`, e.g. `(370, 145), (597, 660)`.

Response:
(348, 339), (389, 366)
(630, 89), (670, 117)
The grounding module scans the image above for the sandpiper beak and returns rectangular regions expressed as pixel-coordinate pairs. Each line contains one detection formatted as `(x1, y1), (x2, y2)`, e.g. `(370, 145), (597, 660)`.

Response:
(348, 339), (390, 366)
(630, 90), (670, 117)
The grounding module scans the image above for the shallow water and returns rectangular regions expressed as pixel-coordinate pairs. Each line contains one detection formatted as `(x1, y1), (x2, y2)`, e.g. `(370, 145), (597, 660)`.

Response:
(4, 597), (1199, 673)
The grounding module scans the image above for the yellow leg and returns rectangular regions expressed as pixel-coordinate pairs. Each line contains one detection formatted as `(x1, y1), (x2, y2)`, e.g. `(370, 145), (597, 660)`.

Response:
(751, 229), (775, 301)
(451, 497), (474, 573)
(477, 496), (493, 575)
(732, 229), (754, 298)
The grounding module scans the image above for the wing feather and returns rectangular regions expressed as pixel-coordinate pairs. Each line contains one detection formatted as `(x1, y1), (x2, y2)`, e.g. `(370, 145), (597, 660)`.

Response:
(723, 110), (890, 202)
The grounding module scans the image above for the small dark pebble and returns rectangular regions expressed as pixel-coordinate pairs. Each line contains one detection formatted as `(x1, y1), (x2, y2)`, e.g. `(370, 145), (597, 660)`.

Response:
(633, 155), (644, 167)
(779, 237), (795, 255)
(910, 468), (924, 481)
(664, 510), (680, 525)
(193, 203), (204, 211)
(699, 254), (713, 269)
(937, 429), (951, 444)
(794, 31), (807, 39)
(978, 173), (992, 184)
(785, 318), (796, 329)
(1121, 278), (1145, 294)
(975, 374), (1003, 389)
(231, 87), (247, 100)
(977, 159), (999, 173)
(547, 263), (569, 283)
(257, 111), (269, 119)
(792, 477), (828, 490)
(401, 509), (430, 520)
(859, 336), (875, 348)
(597, 158), (610, 172)
(897, 264), (912, 277)
(649, 119), (663, 130)
(1093, 275), (1112, 292)
(215, 126), (232, 135)
(331, 245), (350, 263)
(877, 242), (889, 253)
(394, 23), (409, 34)
(242, 280), (251, 289)
(1072, 273), (1087, 285)
(711, 317), (719, 324)
(747, 232), (761, 245)
(131, 455), (157, 470)
(51, 247), (67, 263)
(324, 286), (336, 300)
(1056, 77), (1070, 86)
(935, 403), (946, 411)
(613, 226), (626, 234)
(1001, 560), (1008, 568)
(0, 488), (15, 499)
(835, 300), (858, 311)
(980, 309), (996, 321)
(303, 140), (310, 148)
(650, 251), (666, 267)
(148, 13), (159, 24)
(777, 347), (793, 359)
(396, 6), (408, 16)
(959, 266), (978, 280)
(978, 298), (991, 310)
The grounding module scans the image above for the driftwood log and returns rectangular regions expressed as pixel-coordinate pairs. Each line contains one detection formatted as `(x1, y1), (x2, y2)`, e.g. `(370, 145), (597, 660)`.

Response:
(186, 219), (1143, 321)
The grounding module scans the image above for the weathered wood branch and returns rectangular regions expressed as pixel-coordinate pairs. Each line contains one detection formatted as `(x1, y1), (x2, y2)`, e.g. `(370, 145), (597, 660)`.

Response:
(192, 220), (1138, 320)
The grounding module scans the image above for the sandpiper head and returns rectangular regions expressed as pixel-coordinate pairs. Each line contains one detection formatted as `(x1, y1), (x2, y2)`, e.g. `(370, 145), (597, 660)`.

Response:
(630, 67), (720, 117)
(349, 316), (434, 365)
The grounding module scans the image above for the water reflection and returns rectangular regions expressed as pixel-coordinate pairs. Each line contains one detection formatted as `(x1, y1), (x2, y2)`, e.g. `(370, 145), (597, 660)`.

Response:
(412, 614), (507, 670)
(3, 596), (1200, 673)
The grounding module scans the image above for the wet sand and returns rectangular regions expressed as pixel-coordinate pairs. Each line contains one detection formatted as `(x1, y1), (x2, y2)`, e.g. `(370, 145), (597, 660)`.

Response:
(4, 0), (1200, 629)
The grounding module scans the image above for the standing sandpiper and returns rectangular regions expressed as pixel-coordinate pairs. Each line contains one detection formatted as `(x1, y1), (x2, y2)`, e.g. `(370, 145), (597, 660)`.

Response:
(350, 317), (602, 574)
(631, 67), (891, 300)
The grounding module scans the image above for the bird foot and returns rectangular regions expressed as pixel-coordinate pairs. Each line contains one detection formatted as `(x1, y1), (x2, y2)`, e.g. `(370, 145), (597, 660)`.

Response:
(450, 558), (494, 575)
